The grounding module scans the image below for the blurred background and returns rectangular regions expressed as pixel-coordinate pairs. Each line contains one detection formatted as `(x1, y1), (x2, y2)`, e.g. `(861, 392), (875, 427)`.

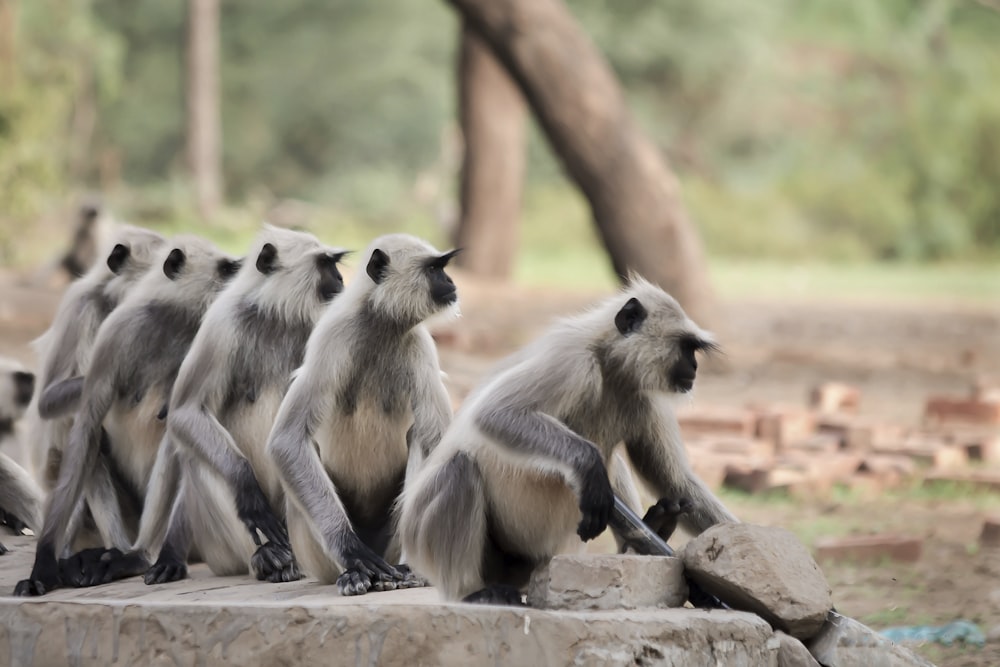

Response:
(1, 1), (999, 665)
(1, 0), (999, 297)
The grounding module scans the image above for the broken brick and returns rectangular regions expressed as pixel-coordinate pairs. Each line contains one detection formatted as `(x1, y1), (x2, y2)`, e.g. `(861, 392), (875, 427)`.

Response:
(924, 396), (1000, 426)
(754, 406), (817, 450)
(814, 534), (923, 564)
(809, 382), (861, 414)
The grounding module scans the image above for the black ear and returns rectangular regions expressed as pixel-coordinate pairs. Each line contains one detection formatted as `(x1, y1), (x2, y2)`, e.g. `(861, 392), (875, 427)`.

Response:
(163, 248), (186, 280)
(106, 243), (130, 274)
(256, 243), (278, 274)
(366, 248), (390, 284)
(615, 297), (647, 335)
(428, 248), (462, 270)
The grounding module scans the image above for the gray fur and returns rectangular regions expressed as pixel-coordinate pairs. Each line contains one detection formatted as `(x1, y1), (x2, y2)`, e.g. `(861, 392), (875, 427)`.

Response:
(267, 233), (456, 594)
(27, 226), (166, 486)
(399, 277), (738, 602)
(14, 236), (237, 596)
(132, 226), (345, 582)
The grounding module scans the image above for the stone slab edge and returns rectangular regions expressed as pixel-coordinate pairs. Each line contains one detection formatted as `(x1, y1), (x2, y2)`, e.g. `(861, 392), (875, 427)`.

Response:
(0, 599), (777, 667)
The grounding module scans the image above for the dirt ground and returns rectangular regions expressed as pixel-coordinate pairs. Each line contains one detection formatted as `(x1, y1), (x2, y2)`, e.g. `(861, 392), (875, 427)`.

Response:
(1, 267), (998, 666)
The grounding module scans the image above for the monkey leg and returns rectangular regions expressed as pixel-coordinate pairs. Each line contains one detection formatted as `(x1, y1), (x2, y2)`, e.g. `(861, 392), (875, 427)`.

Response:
(286, 499), (341, 584)
(401, 452), (492, 602)
(185, 464), (259, 577)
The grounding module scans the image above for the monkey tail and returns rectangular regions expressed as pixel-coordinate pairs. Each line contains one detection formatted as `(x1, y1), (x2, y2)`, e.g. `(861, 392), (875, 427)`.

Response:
(399, 451), (487, 601)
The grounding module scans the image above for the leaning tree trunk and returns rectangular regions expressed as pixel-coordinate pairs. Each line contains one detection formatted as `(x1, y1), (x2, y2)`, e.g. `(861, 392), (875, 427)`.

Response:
(445, 0), (716, 321)
(186, 0), (223, 220)
(453, 21), (526, 280)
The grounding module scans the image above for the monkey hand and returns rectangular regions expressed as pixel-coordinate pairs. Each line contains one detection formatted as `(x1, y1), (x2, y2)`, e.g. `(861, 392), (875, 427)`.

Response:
(14, 547), (62, 596)
(576, 459), (614, 542)
(394, 563), (429, 589)
(235, 479), (290, 549)
(335, 533), (405, 596)
(251, 542), (303, 583)
(642, 497), (694, 544)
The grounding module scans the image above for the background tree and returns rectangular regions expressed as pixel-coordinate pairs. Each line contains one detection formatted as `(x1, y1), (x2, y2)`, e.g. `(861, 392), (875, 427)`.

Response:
(453, 21), (526, 280)
(445, 0), (716, 320)
(186, 0), (222, 219)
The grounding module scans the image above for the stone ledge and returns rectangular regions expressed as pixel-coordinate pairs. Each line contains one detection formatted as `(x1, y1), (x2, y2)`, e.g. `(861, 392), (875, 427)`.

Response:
(0, 537), (777, 667)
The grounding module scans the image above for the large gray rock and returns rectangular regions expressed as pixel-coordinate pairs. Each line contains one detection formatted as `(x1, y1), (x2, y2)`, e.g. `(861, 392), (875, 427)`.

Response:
(683, 523), (833, 639)
(0, 536), (778, 667)
(527, 554), (687, 610)
(775, 631), (821, 667)
(806, 611), (937, 667)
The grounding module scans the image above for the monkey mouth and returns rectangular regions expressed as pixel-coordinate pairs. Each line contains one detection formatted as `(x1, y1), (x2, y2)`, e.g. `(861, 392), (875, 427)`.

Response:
(671, 376), (695, 393)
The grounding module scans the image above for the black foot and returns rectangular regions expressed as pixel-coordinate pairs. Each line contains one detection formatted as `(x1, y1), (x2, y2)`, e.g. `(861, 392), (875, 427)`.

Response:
(14, 547), (61, 596)
(642, 497), (694, 543)
(144, 555), (187, 585)
(393, 564), (429, 590)
(0, 541), (7, 555)
(251, 542), (302, 583)
(462, 584), (527, 607)
(0, 509), (28, 535)
(61, 548), (150, 587)
(334, 534), (404, 596)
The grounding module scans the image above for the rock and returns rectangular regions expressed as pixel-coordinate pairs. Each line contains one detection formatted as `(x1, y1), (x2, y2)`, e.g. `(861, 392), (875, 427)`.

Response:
(775, 631), (821, 667)
(810, 382), (861, 414)
(683, 523), (833, 639)
(980, 517), (1000, 549)
(527, 554), (687, 610)
(806, 611), (937, 667)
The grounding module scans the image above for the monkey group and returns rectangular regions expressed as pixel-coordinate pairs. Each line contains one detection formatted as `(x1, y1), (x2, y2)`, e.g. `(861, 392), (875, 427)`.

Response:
(1, 221), (737, 605)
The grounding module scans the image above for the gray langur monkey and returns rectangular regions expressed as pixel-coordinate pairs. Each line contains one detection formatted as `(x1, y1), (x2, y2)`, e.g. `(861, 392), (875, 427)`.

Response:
(14, 236), (240, 596)
(266, 234), (458, 595)
(399, 277), (738, 604)
(28, 225), (167, 486)
(92, 226), (349, 586)
(0, 358), (42, 554)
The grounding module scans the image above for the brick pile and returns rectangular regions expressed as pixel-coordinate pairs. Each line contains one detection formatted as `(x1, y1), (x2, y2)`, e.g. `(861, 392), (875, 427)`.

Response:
(680, 382), (1000, 500)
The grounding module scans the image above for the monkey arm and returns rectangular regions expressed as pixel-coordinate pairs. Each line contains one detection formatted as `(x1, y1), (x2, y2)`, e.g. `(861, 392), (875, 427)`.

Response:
(169, 403), (287, 547)
(475, 404), (614, 541)
(131, 435), (183, 556)
(624, 403), (737, 534)
(38, 376), (85, 419)
(268, 382), (398, 578)
(407, 342), (453, 461)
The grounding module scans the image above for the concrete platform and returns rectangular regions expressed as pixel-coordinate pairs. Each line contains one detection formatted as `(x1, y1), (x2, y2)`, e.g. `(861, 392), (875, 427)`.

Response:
(0, 536), (778, 666)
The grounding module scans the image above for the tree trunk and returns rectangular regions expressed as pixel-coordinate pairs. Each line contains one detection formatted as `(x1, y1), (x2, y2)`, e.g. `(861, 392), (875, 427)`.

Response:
(445, 0), (716, 322)
(453, 21), (526, 280)
(186, 0), (222, 220)
(0, 0), (15, 88)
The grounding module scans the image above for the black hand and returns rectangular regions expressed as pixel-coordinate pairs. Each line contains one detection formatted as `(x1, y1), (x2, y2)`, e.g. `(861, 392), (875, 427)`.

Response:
(576, 459), (614, 541)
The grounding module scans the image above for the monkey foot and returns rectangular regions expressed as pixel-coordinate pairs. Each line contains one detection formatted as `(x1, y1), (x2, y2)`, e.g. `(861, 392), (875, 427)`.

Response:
(144, 557), (187, 585)
(0, 541), (7, 555)
(393, 564), (429, 589)
(61, 548), (149, 587)
(462, 584), (527, 607)
(251, 542), (302, 583)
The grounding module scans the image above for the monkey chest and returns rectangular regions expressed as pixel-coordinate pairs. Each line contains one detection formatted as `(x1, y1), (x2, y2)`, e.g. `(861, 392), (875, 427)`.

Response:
(316, 397), (413, 498)
(104, 394), (168, 491)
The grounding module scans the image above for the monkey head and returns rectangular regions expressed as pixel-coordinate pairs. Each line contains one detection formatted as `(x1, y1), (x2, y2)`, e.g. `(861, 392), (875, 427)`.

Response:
(362, 234), (460, 326)
(237, 224), (349, 323)
(605, 278), (717, 395)
(101, 225), (168, 306)
(125, 235), (241, 314)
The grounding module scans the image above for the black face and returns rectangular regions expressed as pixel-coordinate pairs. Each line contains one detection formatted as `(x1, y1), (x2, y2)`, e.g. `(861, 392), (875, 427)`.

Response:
(13, 371), (35, 408)
(316, 253), (346, 302)
(426, 250), (460, 306)
(217, 258), (242, 280)
(669, 336), (710, 392)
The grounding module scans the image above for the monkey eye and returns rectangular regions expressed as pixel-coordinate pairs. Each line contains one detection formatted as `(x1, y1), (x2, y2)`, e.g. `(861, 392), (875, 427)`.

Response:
(680, 336), (716, 354)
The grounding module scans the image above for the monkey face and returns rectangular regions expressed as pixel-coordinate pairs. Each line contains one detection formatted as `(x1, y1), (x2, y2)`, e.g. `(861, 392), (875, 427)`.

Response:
(0, 362), (34, 422)
(315, 253), (345, 302)
(668, 336), (707, 392)
(425, 250), (460, 307)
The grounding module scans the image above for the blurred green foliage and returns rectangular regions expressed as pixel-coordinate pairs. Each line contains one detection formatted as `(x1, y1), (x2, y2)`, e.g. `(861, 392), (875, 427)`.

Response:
(2, 0), (999, 264)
